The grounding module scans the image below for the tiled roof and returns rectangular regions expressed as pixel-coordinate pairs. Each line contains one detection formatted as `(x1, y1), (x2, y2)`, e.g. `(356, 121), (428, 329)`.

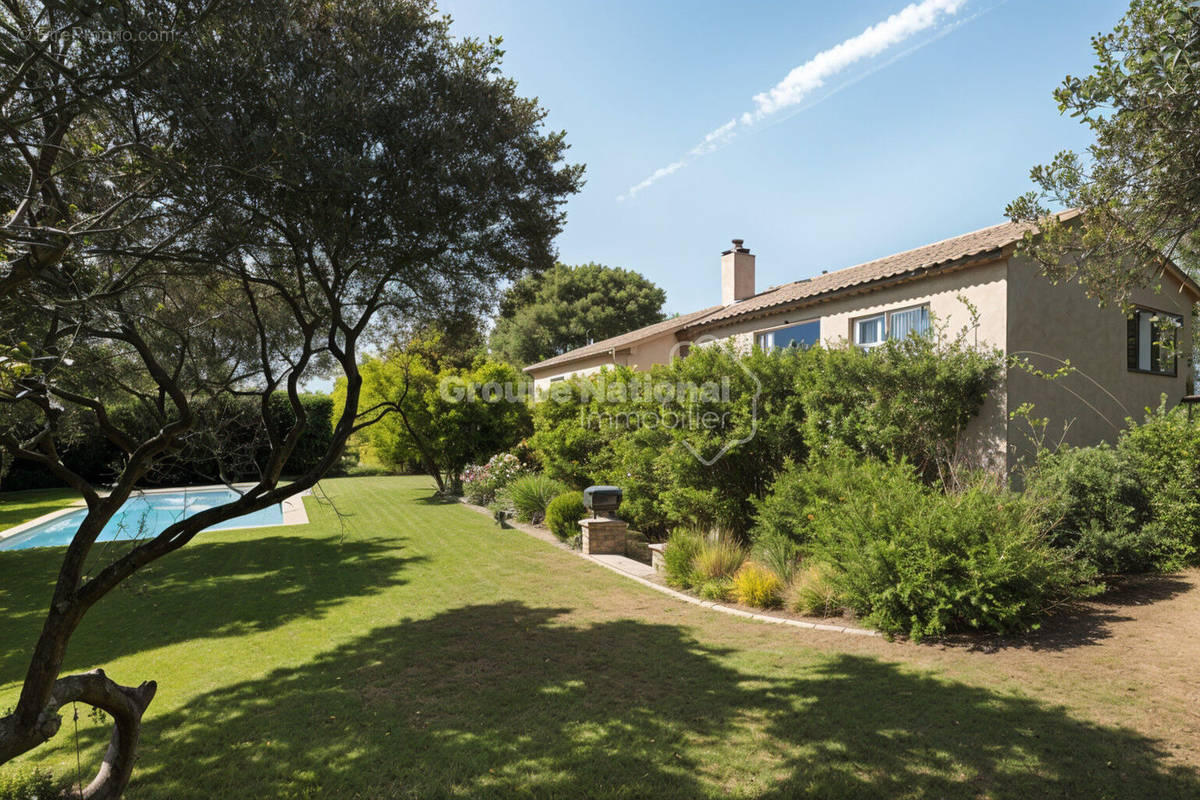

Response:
(524, 211), (1199, 375)
(523, 305), (723, 373)
(686, 218), (1043, 331)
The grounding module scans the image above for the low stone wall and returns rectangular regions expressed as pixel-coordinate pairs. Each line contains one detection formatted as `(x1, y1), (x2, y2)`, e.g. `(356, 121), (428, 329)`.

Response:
(649, 543), (666, 572)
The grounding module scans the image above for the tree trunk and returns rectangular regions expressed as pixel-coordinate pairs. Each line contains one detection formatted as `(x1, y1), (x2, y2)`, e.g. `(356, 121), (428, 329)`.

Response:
(0, 669), (156, 800)
(396, 406), (445, 493)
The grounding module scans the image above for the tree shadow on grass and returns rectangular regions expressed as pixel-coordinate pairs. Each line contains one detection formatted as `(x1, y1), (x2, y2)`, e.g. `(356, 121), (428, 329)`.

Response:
(93, 601), (1200, 799)
(0, 536), (422, 685)
(413, 493), (457, 505)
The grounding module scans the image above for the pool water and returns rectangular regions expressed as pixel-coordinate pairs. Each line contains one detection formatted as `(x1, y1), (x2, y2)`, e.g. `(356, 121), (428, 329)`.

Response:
(0, 489), (284, 551)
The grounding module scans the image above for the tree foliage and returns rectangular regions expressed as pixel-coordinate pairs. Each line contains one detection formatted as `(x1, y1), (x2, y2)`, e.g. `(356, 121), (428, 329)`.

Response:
(0, 1), (580, 795)
(489, 262), (666, 366)
(1007, 0), (1200, 302)
(342, 340), (532, 493)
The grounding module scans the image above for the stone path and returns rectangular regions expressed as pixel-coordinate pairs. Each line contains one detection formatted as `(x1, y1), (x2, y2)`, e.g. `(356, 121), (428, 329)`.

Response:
(458, 499), (880, 639)
(588, 552), (657, 579)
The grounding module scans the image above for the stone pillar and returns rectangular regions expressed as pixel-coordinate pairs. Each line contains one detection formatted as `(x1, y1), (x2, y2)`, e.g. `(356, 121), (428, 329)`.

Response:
(578, 516), (627, 555)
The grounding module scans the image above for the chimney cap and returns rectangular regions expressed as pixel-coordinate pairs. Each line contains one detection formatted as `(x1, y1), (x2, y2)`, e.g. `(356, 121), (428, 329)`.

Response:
(723, 238), (750, 255)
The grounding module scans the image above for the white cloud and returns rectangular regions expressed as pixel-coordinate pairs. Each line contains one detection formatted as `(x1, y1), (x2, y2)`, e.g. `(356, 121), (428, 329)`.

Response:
(749, 0), (964, 120)
(619, 0), (967, 201)
(688, 118), (738, 157)
(618, 160), (686, 202)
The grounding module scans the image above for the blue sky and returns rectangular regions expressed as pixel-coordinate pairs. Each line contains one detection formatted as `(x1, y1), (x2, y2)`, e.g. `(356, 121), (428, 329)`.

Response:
(438, 0), (1127, 318)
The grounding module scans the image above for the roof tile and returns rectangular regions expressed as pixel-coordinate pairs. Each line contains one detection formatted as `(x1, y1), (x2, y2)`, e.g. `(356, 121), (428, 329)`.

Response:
(687, 218), (1039, 330)
(523, 305), (723, 373)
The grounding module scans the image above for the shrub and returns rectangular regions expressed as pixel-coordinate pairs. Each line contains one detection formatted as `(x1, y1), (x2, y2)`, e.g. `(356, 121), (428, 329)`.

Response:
(751, 451), (877, 548)
(750, 459), (815, 549)
(0, 766), (54, 800)
(1020, 402), (1200, 574)
(792, 562), (840, 617)
(732, 562), (784, 608)
(805, 456), (1097, 639)
(697, 577), (734, 602)
(1023, 445), (1163, 574)
(500, 473), (569, 523)
(692, 537), (746, 582)
(1120, 401), (1200, 568)
(527, 368), (627, 489)
(531, 348), (810, 538)
(796, 324), (1003, 480)
(462, 452), (530, 506)
(544, 491), (586, 540)
(662, 529), (705, 589)
(529, 333), (1001, 537)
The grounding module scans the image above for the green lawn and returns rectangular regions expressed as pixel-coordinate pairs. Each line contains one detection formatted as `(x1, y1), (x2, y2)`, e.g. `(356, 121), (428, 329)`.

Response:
(1, 476), (1198, 798)
(0, 488), (80, 532)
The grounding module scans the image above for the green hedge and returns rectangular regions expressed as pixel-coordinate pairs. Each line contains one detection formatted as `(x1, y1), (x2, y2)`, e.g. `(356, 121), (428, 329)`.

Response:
(530, 335), (1001, 539)
(530, 346), (809, 537)
(796, 332), (1002, 480)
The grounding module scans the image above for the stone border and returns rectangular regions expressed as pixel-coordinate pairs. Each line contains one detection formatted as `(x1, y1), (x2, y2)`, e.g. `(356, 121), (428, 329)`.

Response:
(457, 498), (880, 639)
(0, 483), (311, 544)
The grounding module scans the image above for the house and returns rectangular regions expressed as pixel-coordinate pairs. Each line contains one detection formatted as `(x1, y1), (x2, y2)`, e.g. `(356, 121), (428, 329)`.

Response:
(524, 218), (1200, 470)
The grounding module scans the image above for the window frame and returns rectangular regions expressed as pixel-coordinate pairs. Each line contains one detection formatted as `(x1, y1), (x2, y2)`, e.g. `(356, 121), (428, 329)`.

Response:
(755, 318), (821, 351)
(853, 314), (886, 348)
(1127, 306), (1182, 377)
(852, 303), (930, 348)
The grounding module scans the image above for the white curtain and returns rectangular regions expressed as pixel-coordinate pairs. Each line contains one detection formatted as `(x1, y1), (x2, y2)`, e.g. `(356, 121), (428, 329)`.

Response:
(888, 306), (929, 341)
(856, 316), (884, 345)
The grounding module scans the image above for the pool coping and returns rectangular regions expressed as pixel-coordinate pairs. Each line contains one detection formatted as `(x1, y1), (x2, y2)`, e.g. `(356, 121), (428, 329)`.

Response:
(0, 483), (311, 545)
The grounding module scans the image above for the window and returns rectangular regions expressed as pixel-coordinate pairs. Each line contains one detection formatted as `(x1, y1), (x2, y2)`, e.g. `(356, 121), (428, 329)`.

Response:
(854, 315), (884, 348)
(756, 320), (820, 350)
(853, 304), (930, 348)
(888, 306), (930, 340)
(1128, 307), (1181, 376)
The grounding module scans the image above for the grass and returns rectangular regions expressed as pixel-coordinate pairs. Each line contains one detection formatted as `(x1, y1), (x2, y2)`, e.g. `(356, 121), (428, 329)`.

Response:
(0, 488), (80, 533)
(2, 475), (1199, 798)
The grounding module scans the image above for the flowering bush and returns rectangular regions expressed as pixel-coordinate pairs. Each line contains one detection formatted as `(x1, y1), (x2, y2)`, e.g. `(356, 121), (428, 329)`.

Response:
(461, 452), (530, 505)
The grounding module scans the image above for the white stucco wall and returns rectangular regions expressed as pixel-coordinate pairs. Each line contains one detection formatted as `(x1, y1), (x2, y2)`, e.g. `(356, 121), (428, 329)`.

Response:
(526, 329), (685, 393)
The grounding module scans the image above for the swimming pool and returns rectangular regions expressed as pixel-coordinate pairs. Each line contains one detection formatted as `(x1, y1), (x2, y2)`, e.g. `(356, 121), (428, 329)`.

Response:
(0, 489), (285, 551)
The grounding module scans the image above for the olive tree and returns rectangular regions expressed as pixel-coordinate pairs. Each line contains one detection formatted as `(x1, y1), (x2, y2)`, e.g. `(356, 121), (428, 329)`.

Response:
(1007, 0), (1200, 302)
(0, 1), (581, 796)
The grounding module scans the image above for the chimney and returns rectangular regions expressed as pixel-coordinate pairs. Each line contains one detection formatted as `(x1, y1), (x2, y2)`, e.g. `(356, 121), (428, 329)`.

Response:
(721, 238), (755, 305)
